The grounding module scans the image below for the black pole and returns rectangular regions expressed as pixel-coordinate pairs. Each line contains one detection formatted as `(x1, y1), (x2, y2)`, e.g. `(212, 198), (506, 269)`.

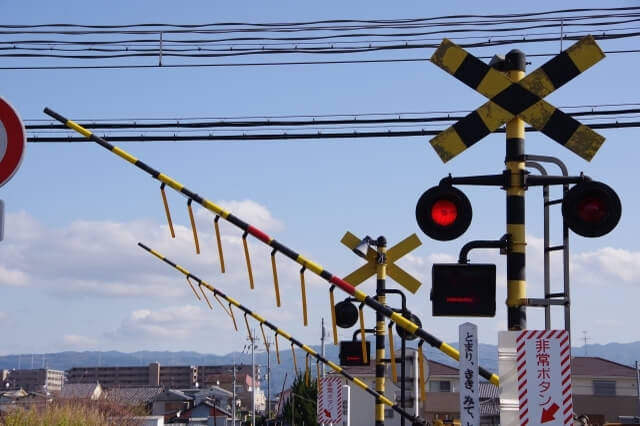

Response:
(504, 48), (527, 330)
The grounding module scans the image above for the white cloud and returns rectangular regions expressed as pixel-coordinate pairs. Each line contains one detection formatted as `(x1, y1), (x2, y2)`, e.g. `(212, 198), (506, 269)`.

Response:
(0, 265), (30, 287)
(106, 304), (225, 341)
(571, 247), (640, 285)
(427, 252), (457, 264)
(63, 334), (100, 349)
(0, 202), (284, 299)
(196, 199), (284, 233)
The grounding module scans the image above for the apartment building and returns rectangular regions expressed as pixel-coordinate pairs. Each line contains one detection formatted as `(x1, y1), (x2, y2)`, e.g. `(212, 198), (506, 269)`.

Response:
(67, 362), (197, 389)
(1, 368), (64, 392)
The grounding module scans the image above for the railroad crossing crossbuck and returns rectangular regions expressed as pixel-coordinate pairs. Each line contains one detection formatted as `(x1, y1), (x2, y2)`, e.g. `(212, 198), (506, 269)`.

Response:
(429, 35), (605, 162)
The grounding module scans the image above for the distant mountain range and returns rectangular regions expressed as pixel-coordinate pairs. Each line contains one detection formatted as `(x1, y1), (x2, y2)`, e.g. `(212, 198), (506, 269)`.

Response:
(2, 341), (638, 394)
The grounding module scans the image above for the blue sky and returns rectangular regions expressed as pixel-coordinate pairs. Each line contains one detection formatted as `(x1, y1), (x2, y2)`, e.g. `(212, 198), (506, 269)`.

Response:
(1, 0), (639, 358)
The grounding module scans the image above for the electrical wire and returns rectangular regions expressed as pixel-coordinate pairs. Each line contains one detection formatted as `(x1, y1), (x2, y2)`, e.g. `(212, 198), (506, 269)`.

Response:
(25, 121), (640, 143)
(24, 106), (640, 131)
(3, 7), (640, 68)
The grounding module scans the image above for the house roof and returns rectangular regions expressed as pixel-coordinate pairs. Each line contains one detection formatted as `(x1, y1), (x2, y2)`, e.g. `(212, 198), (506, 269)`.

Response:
(151, 389), (192, 402)
(0, 389), (28, 399)
(192, 399), (232, 416)
(57, 383), (102, 399)
(428, 360), (459, 376)
(104, 386), (164, 404)
(571, 356), (637, 377)
(478, 382), (499, 400)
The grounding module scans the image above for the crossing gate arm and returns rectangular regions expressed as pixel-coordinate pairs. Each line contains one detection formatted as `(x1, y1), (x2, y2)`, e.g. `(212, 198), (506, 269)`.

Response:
(44, 107), (500, 386)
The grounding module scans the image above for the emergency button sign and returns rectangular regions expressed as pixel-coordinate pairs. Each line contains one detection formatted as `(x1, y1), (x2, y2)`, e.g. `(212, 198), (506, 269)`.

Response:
(516, 330), (573, 426)
(0, 97), (26, 188)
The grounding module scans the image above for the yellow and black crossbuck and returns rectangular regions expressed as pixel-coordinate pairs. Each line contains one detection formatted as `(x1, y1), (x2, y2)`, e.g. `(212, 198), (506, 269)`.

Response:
(429, 35), (605, 162)
(340, 232), (422, 294)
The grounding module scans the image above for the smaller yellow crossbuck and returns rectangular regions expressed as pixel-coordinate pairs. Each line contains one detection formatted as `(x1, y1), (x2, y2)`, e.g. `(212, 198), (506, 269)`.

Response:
(341, 232), (422, 294)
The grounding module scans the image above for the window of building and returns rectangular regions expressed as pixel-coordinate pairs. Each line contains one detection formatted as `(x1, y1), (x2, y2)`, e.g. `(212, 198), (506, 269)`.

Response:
(429, 380), (451, 392)
(593, 380), (616, 396)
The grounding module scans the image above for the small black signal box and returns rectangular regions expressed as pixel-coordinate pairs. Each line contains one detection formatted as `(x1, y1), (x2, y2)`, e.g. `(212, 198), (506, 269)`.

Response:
(339, 341), (371, 366)
(431, 263), (496, 317)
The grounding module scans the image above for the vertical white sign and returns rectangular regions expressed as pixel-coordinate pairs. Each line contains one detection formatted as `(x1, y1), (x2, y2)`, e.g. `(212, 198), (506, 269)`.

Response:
(517, 330), (572, 426)
(459, 322), (479, 426)
(318, 376), (343, 424)
(341, 384), (350, 426)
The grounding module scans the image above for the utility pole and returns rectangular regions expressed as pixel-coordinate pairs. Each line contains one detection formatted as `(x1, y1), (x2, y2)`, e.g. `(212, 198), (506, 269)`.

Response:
(264, 337), (272, 420)
(636, 361), (640, 417)
(320, 318), (326, 426)
(245, 329), (258, 426)
(251, 333), (256, 426)
(232, 362), (237, 426)
(321, 318), (326, 378)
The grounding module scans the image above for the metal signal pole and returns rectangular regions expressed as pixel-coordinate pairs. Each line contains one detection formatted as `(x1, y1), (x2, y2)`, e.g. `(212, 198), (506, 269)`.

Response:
(375, 236), (387, 426)
(504, 49), (528, 330)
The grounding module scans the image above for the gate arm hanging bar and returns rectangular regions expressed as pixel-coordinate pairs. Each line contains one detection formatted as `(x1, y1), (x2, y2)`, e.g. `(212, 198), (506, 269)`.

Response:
(44, 107), (499, 387)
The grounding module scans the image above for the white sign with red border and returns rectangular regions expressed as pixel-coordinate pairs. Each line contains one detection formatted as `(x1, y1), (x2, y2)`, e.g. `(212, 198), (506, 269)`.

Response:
(317, 376), (343, 424)
(0, 97), (26, 188)
(517, 330), (572, 426)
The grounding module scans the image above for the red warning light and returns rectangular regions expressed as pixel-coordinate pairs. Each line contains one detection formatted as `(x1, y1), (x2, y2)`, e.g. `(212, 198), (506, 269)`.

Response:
(578, 197), (606, 223)
(562, 181), (621, 238)
(431, 199), (458, 227)
(415, 185), (472, 241)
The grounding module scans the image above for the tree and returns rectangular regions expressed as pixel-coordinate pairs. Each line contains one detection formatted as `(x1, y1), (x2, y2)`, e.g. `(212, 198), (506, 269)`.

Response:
(282, 372), (318, 426)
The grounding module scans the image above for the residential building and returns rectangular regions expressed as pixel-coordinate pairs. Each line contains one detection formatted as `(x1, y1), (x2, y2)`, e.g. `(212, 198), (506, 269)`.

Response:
(150, 387), (233, 424)
(332, 354), (638, 425)
(56, 382), (103, 400)
(571, 356), (639, 424)
(328, 347), (425, 426)
(0, 389), (52, 414)
(424, 356), (640, 425)
(1, 368), (64, 392)
(67, 362), (198, 388)
(104, 385), (165, 412)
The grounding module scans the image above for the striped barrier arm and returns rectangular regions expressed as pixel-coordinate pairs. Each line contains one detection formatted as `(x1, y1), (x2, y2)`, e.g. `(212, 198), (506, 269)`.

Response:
(137, 242), (426, 425)
(43, 107), (500, 386)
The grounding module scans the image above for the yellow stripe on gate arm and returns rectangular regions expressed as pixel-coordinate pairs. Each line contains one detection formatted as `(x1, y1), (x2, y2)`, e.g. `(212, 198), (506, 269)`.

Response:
(66, 120), (93, 138)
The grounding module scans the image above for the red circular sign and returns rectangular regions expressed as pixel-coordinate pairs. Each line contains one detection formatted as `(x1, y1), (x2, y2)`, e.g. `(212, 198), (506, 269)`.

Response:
(0, 97), (26, 188)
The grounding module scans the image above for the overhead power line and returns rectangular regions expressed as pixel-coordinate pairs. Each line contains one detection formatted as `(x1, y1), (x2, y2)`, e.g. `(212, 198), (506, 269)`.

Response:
(3, 7), (640, 69)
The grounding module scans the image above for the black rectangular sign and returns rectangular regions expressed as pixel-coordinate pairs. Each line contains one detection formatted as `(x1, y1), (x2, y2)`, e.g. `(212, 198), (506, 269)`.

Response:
(339, 340), (371, 366)
(431, 263), (496, 317)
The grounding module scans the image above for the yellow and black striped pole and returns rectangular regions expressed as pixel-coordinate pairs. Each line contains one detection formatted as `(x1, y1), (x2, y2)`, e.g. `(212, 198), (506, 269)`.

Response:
(43, 107), (500, 386)
(504, 49), (527, 330)
(137, 242), (426, 424)
(375, 236), (387, 426)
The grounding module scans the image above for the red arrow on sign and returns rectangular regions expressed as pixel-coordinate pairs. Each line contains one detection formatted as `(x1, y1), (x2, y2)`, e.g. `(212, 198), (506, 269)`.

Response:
(541, 402), (560, 423)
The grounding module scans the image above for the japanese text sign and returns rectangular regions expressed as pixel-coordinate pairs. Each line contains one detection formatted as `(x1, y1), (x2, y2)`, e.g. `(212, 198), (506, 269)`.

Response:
(517, 330), (572, 426)
(459, 322), (479, 426)
(318, 376), (343, 424)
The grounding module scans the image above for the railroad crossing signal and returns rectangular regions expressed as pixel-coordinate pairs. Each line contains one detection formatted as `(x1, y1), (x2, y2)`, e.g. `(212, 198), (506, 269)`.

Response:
(562, 180), (621, 238)
(415, 185), (473, 241)
(429, 35), (605, 162)
(340, 232), (422, 293)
